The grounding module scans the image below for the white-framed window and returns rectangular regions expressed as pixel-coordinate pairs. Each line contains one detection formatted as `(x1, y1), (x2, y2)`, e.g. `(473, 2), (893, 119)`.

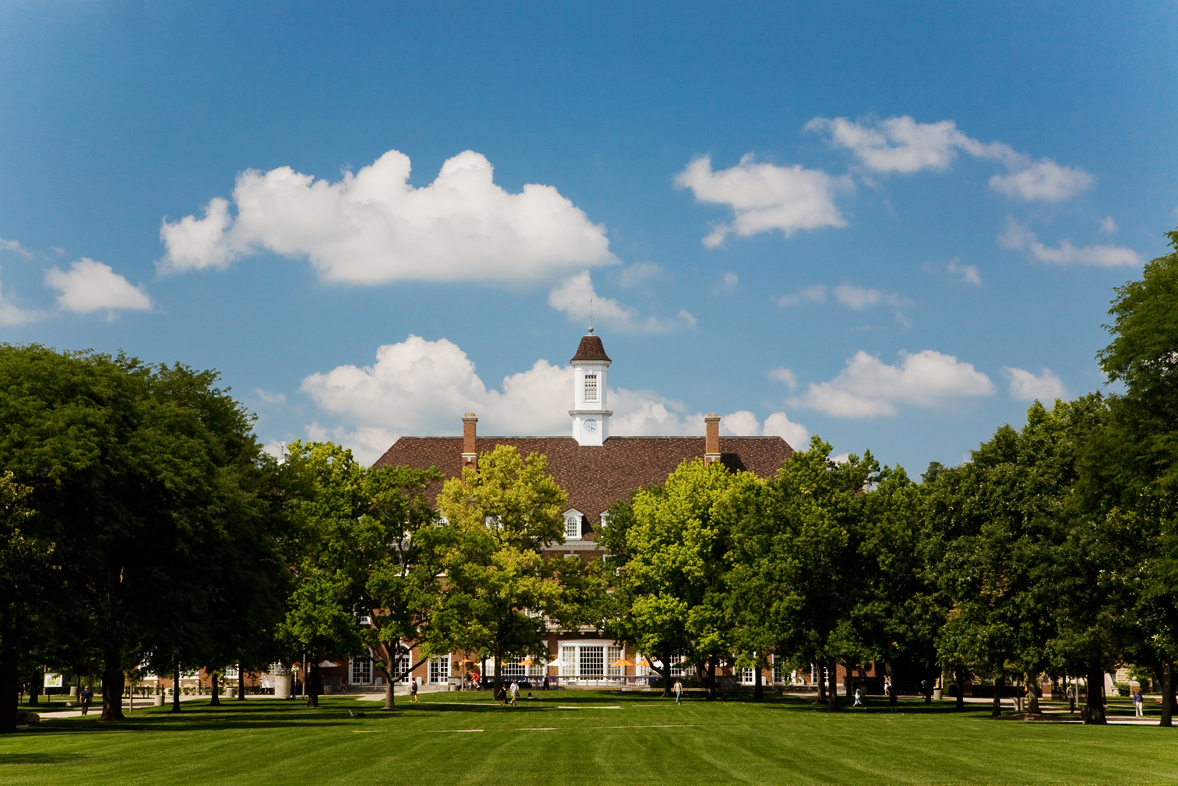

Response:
(561, 646), (576, 677)
(584, 374), (598, 402)
(636, 654), (650, 677)
(502, 656), (544, 679)
(772, 659), (782, 685)
(395, 646), (412, 684)
(224, 666), (239, 679)
(564, 509), (582, 540)
(358, 615), (372, 626)
(740, 668), (756, 685)
(429, 655), (450, 684)
(580, 646), (604, 677)
(351, 656), (373, 685)
(607, 645), (622, 677)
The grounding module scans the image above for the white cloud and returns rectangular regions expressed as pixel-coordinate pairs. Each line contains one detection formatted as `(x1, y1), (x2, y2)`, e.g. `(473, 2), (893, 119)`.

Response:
(1099, 216), (1118, 234)
(0, 267), (45, 326)
(44, 258), (152, 315)
(999, 218), (1142, 267)
(548, 271), (696, 334)
(158, 149), (616, 284)
(774, 284), (828, 307)
(789, 349), (996, 418)
(807, 115), (1092, 202)
(1002, 367), (1069, 402)
(768, 367), (798, 390)
(617, 262), (663, 288)
(675, 154), (850, 247)
(299, 335), (805, 463)
(717, 272), (739, 293)
(988, 160), (1093, 203)
(255, 389), (287, 406)
(945, 260), (982, 286)
(0, 237), (33, 259)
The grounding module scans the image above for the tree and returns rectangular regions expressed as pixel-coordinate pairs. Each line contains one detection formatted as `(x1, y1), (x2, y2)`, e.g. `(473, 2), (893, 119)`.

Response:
(432, 445), (586, 697)
(0, 472), (46, 732)
(0, 346), (283, 724)
(1093, 225), (1178, 725)
(353, 464), (445, 710)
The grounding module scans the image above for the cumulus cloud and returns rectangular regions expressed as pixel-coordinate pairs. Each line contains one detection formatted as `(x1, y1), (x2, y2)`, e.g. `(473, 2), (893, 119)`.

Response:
(299, 335), (806, 463)
(1099, 216), (1118, 234)
(44, 258), (152, 315)
(774, 285), (828, 307)
(945, 260), (982, 286)
(548, 271), (696, 334)
(999, 218), (1142, 267)
(0, 268), (44, 326)
(255, 389), (287, 406)
(715, 272), (740, 293)
(807, 115), (1092, 202)
(675, 154), (850, 247)
(617, 262), (663, 288)
(1003, 367), (1069, 402)
(769, 367), (798, 390)
(0, 237), (33, 259)
(789, 349), (996, 418)
(158, 149), (616, 284)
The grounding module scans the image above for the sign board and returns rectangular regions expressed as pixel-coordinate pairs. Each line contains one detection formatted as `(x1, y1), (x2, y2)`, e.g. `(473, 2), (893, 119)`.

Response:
(44, 672), (63, 688)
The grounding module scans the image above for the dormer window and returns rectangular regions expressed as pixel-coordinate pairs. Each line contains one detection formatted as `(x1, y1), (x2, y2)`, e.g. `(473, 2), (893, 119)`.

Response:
(584, 374), (597, 403)
(564, 509), (583, 540)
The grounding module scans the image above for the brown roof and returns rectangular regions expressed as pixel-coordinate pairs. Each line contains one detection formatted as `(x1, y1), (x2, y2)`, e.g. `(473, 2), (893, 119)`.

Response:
(570, 335), (611, 363)
(373, 435), (793, 534)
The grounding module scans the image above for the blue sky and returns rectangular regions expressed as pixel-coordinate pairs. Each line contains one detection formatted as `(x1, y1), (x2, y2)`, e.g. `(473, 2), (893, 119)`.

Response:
(1, 1), (1175, 473)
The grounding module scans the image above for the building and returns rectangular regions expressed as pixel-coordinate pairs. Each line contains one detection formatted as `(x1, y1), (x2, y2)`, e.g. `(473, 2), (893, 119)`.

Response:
(363, 332), (795, 690)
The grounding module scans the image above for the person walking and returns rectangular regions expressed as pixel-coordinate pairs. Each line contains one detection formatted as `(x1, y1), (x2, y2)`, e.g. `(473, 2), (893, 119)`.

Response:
(410, 677), (418, 703)
(509, 679), (519, 707)
(673, 680), (683, 705)
(1133, 688), (1144, 717)
(853, 686), (863, 707)
(80, 685), (93, 715)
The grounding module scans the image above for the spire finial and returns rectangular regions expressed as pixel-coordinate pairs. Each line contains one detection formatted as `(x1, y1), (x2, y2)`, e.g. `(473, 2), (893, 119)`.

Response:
(588, 294), (594, 335)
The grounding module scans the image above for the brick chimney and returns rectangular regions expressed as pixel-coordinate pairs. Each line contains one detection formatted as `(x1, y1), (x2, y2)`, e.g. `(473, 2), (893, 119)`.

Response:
(462, 413), (478, 470)
(704, 413), (721, 466)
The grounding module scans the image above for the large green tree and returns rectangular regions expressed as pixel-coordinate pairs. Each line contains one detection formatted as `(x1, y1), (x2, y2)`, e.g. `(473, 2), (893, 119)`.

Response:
(432, 444), (591, 697)
(0, 345), (284, 725)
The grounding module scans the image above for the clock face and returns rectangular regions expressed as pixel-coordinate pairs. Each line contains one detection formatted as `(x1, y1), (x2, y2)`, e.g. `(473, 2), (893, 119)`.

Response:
(584, 418), (598, 433)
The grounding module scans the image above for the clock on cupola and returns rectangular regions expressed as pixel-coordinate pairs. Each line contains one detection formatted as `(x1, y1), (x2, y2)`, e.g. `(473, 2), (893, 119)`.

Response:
(569, 330), (612, 447)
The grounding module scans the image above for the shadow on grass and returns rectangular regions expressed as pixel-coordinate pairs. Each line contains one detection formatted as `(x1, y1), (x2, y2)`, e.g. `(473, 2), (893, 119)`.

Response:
(0, 753), (90, 764)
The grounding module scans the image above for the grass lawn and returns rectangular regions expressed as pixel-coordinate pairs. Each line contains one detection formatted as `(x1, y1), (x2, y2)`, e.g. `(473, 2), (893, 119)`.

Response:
(2, 691), (1175, 785)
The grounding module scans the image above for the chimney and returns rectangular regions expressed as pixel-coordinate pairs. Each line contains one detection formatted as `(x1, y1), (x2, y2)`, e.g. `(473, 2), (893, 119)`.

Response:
(704, 413), (721, 466)
(462, 413), (478, 470)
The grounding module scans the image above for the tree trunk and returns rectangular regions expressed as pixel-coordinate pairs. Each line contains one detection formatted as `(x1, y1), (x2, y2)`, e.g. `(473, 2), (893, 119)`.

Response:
(991, 676), (1003, 717)
(1161, 661), (1173, 728)
(954, 665), (965, 711)
(172, 662), (182, 712)
(826, 659), (839, 710)
(753, 659), (763, 700)
(706, 657), (717, 701)
(493, 646), (502, 700)
(0, 643), (18, 733)
(308, 654), (320, 708)
(237, 663), (246, 701)
(210, 672), (220, 706)
(660, 646), (672, 698)
(1026, 672), (1041, 714)
(28, 669), (41, 706)
(379, 641), (397, 711)
(100, 654), (125, 721)
(1082, 667), (1106, 725)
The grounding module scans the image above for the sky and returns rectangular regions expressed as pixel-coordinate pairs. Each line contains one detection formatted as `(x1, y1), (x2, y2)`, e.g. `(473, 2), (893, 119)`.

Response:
(1, 1), (1176, 474)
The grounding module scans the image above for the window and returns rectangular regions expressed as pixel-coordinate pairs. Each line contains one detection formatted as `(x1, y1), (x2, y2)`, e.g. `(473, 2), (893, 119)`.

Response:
(584, 374), (597, 402)
(565, 512), (581, 539)
(607, 646), (622, 677)
(224, 666), (239, 679)
(580, 646), (604, 677)
(561, 646), (576, 677)
(502, 656), (537, 679)
(352, 656), (373, 685)
(429, 656), (451, 684)
(740, 668), (756, 685)
(395, 647), (412, 684)
(636, 654), (650, 677)
(772, 660), (782, 685)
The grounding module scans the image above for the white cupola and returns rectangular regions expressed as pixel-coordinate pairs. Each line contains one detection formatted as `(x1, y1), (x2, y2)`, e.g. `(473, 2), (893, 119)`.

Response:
(569, 330), (612, 446)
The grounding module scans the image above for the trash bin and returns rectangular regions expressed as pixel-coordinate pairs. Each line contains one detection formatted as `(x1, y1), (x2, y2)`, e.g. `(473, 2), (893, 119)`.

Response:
(154, 695), (165, 706)
(447, 676), (463, 692)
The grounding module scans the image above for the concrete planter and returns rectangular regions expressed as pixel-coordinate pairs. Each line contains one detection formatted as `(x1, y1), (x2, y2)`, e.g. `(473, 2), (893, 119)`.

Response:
(933, 689), (943, 700)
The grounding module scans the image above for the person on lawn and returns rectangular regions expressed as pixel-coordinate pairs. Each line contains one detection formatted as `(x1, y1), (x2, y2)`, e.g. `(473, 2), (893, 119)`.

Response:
(509, 679), (519, 706)
(853, 686), (863, 707)
(1133, 688), (1144, 717)
(673, 680), (683, 705)
(80, 685), (93, 715)
(410, 678), (418, 703)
